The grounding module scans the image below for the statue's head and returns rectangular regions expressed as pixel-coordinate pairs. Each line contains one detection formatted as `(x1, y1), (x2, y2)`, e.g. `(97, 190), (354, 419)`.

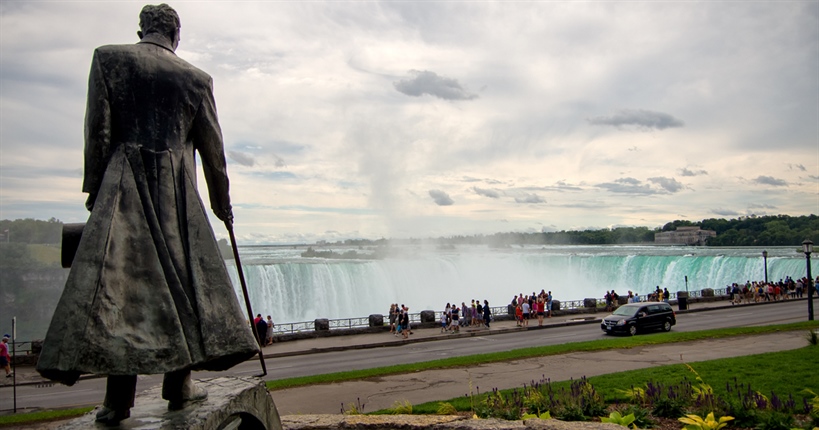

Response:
(137, 4), (181, 50)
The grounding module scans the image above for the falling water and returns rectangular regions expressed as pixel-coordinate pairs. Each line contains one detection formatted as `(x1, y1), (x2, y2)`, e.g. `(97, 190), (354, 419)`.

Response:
(226, 245), (817, 324)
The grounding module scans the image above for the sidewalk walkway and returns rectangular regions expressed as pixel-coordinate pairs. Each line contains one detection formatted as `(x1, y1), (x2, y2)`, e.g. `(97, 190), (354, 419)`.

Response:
(255, 297), (735, 358)
(0, 297), (778, 388)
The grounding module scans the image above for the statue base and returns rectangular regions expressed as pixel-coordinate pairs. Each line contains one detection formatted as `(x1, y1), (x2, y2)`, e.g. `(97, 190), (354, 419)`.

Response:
(59, 376), (282, 430)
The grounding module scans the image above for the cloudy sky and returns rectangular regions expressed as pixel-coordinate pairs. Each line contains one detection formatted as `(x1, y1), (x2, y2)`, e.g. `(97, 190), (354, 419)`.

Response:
(1, 1), (817, 244)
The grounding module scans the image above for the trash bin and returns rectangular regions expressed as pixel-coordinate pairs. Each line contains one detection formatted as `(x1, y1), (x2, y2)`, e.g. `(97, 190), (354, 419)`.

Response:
(677, 291), (689, 311)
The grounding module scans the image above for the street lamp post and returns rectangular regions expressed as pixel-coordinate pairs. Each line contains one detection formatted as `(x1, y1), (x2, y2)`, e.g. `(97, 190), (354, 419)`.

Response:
(803, 239), (814, 321)
(762, 250), (768, 284)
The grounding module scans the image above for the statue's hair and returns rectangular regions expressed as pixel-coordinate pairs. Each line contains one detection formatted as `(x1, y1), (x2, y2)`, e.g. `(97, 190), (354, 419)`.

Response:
(139, 4), (180, 37)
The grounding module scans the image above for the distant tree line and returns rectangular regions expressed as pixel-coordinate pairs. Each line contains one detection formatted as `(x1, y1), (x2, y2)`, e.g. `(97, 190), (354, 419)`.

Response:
(0, 218), (62, 245)
(327, 215), (819, 247)
(2, 214), (818, 251)
(662, 214), (819, 246)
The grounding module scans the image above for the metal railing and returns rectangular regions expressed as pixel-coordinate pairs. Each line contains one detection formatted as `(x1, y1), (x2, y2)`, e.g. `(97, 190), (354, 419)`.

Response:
(265, 289), (730, 335)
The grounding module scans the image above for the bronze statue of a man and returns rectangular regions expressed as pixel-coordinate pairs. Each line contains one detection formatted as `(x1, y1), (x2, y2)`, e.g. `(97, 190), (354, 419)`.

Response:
(36, 4), (259, 425)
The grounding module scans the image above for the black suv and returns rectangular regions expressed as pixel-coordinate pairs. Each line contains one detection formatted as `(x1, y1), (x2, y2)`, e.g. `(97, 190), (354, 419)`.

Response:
(601, 302), (676, 336)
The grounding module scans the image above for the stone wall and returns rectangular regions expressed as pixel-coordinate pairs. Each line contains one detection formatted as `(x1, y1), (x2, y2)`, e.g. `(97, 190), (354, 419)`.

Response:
(281, 415), (625, 430)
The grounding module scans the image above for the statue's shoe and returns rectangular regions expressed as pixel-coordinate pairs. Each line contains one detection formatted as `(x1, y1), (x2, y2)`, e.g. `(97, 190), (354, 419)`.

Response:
(167, 383), (207, 411)
(95, 406), (130, 426)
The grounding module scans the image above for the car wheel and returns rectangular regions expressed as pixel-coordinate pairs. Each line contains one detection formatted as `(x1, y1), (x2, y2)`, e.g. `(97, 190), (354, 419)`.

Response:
(628, 325), (637, 336)
(663, 320), (672, 332)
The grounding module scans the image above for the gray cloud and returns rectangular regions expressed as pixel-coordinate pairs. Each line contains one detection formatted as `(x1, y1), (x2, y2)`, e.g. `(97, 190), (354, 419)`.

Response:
(394, 70), (478, 101)
(748, 203), (777, 209)
(514, 194), (546, 204)
(596, 177), (659, 195)
(647, 177), (684, 193)
(680, 167), (708, 177)
(228, 150), (256, 167)
(753, 176), (788, 186)
(428, 189), (454, 206)
(587, 109), (685, 131)
(272, 154), (287, 168)
(711, 208), (741, 216)
(472, 187), (500, 198)
(787, 163), (806, 171)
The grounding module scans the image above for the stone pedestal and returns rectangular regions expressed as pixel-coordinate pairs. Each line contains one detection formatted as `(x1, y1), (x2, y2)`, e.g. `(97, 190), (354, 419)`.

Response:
(314, 318), (330, 331)
(59, 376), (282, 430)
(368, 314), (384, 327)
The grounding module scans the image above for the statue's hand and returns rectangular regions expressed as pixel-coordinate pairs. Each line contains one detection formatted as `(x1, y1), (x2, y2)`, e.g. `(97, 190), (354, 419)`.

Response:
(216, 207), (234, 224)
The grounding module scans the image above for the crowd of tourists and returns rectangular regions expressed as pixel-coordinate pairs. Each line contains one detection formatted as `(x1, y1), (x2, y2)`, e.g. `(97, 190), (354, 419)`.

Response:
(388, 304), (416, 339)
(728, 276), (818, 304)
(438, 300), (493, 333)
(510, 290), (553, 327)
(252, 314), (275, 346)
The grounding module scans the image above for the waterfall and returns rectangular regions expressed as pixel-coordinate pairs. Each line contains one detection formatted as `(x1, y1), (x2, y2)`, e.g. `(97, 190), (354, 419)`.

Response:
(226, 245), (818, 324)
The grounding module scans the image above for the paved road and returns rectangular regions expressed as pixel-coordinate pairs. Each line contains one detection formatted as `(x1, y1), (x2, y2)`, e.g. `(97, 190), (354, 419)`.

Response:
(0, 298), (814, 413)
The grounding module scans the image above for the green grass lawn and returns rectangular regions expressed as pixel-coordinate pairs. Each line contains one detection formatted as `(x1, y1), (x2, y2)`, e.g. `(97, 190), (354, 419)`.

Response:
(0, 407), (93, 427)
(266, 321), (819, 391)
(3, 322), (817, 427)
(402, 345), (819, 415)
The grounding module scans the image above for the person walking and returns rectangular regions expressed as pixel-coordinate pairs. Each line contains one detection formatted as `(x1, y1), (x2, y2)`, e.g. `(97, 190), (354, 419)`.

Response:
(0, 336), (12, 377)
(546, 291), (553, 318)
(266, 316), (275, 345)
(401, 308), (410, 339)
(483, 300), (491, 328)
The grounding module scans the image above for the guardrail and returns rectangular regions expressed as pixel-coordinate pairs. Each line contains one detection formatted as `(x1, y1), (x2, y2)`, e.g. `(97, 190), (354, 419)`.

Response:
(268, 288), (732, 335)
(12, 289), (737, 341)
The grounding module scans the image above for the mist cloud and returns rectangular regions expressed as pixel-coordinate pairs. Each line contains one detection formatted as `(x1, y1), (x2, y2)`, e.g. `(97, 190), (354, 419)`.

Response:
(394, 70), (478, 101)
(429, 189), (454, 206)
(587, 109), (685, 130)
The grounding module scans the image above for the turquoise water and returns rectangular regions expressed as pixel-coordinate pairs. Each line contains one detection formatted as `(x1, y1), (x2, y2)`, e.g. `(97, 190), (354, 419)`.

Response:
(226, 245), (818, 323)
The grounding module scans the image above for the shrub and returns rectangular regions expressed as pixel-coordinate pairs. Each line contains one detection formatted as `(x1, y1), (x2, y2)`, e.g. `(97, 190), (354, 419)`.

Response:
(436, 402), (457, 415)
(391, 400), (413, 414)
(754, 411), (795, 430)
(599, 411), (636, 427)
(341, 397), (365, 415)
(678, 412), (734, 430)
(615, 404), (655, 429)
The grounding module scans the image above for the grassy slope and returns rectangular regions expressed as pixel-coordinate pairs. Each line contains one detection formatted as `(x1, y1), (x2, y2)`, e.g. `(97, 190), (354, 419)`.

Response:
(406, 345), (819, 414)
(3, 322), (817, 427)
(266, 321), (819, 391)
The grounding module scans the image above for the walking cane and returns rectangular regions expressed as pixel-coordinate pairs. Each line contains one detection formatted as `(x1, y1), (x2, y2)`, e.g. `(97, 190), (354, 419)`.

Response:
(225, 220), (268, 377)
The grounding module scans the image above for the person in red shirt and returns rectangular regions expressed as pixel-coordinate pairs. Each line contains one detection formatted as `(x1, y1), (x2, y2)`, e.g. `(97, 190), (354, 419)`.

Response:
(515, 304), (523, 327)
(0, 336), (11, 377)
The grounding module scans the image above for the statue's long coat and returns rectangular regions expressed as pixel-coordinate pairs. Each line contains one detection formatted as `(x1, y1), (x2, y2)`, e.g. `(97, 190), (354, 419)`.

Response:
(37, 36), (259, 385)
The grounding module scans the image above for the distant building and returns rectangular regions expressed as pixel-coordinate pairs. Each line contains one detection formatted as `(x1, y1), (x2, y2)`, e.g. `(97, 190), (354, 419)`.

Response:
(654, 227), (716, 246)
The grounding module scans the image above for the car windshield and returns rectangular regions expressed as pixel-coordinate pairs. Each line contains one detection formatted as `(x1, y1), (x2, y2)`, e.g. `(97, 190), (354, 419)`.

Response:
(612, 306), (639, 316)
